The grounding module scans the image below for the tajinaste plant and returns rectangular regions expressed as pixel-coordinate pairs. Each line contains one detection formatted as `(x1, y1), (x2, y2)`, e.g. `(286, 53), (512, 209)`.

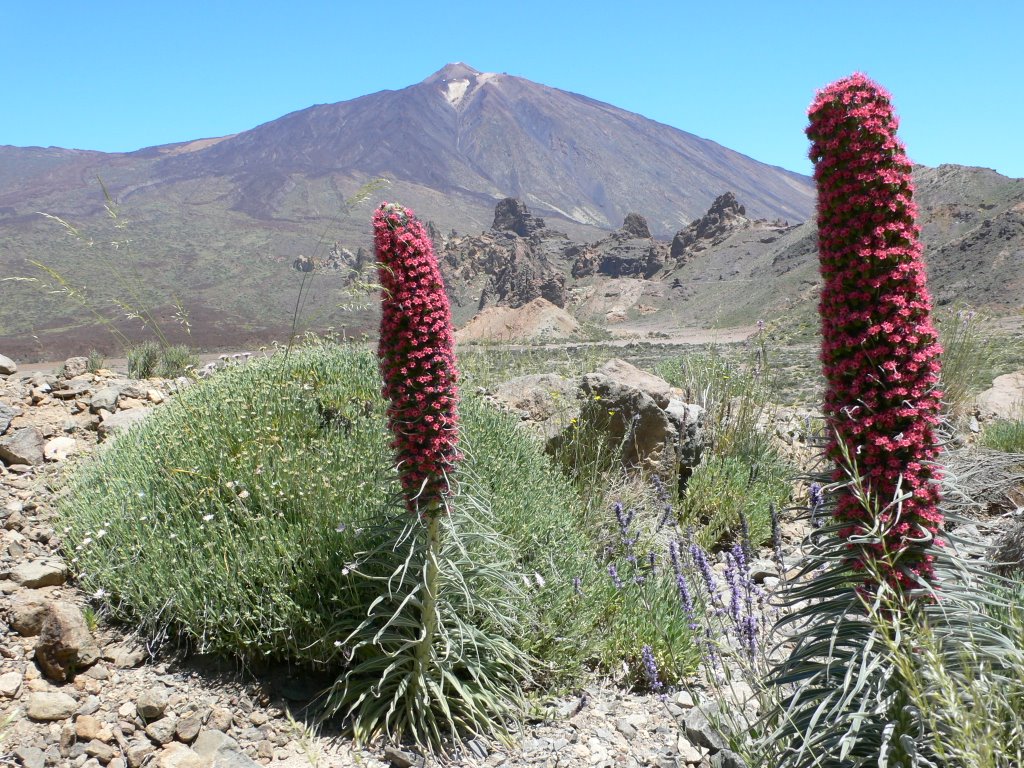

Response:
(807, 73), (944, 591)
(374, 203), (461, 513)
(328, 203), (529, 751)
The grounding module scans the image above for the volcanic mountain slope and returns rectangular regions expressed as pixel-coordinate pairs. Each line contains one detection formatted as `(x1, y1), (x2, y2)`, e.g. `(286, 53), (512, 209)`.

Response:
(0, 63), (814, 358)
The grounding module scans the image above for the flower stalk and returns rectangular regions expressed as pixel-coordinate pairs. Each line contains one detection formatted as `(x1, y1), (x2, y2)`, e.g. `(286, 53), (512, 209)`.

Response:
(806, 74), (943, 591)
(373, 202), (461, 703)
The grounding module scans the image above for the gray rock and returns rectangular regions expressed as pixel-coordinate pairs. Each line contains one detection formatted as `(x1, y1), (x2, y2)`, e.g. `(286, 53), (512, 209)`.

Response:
(747, 559), (780, 583)
(0, 401), (15, 434)
(145, 714), (178, 744)
(492, 198), (546, 237)
(62, 357), (90, 378)
(52, 379), (92, 400)
(192, 730), (262, 767)
(711, 748), (748, 768)
(35, 601), (102, 681)
(26, 690), (79, 721)
(10, 559), (68, 588)
(175, 712), (202, 743)
(0, 670), (23, 697)
(98, 408), (150, 439)
(14, 746), (45, 768)
(682, 704), (728, 752)
(153, 743), (206, 767)
(125, 740), (156, 768)
(84, 740), (119, 763)
(0, 426), (45, 465)
(0, 354), (16, 375)
(137, 686), (170, 720)
(383, 745), (424, 768)
(90, 385), (122, 414)
(4, 590), (51, 634)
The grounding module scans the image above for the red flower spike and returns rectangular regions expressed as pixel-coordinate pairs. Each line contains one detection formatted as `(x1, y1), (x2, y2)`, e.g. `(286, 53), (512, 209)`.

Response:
(807, 74), (943, 590)
(374, 203), (461, 515)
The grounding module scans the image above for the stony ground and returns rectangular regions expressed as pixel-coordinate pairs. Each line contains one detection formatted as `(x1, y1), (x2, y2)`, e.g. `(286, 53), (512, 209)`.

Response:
(1, 351), (1021, 768)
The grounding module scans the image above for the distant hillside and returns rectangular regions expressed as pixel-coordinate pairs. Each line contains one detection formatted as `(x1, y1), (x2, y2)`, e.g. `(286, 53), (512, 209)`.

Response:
(437, 165), (1024, 337)
(0, 63), (814, 359)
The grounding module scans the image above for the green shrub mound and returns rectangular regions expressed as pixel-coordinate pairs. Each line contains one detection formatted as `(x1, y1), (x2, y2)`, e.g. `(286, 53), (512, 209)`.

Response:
(61, 345), (594, 674)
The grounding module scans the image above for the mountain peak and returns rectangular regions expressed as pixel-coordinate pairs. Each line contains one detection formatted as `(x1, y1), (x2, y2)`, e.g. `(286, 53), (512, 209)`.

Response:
(424, 62), (482, 84)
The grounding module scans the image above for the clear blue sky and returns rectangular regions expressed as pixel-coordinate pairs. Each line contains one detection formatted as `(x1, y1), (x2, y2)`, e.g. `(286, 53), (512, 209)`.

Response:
(3, 1), (1021, 178)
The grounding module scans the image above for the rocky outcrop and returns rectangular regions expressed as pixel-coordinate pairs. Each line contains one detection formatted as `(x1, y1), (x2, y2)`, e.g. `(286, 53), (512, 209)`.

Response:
(492, 197), (547, 237)
(620, 212), (652, 239)
(670, 192), (750, 260)
(569, 215), (667, 280)
(457, 298), (581, 343)
(443, 199), (569, 311)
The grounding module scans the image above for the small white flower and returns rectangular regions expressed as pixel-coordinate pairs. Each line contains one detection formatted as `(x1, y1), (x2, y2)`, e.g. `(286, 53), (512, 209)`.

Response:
(534, 571), (546, 588)
(202, 514), (215, 522)
(79, 537), (93, 548)
(237, 490), (249, 500)
(96, 529), (107, 538)
(333, 640), (343, 648)
(93, 588), (107, 600)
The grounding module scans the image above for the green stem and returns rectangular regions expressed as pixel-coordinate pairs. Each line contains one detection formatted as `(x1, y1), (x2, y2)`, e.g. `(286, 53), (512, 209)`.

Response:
(413, 502), (443, 694)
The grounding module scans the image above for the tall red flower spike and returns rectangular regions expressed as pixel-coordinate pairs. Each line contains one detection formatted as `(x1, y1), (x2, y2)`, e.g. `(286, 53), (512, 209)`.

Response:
(807, 74), (943, 589)
(373, 202), (461, 515)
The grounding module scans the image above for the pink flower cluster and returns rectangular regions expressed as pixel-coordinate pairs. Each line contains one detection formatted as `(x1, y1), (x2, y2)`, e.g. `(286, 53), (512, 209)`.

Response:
(807, 74), (943, 588)
(374, 203), (461, 514)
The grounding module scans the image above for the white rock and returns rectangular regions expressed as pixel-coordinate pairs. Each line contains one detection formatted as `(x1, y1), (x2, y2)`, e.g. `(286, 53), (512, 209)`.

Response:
(0, 670), (23, 697)
(43, 436), (78, 462)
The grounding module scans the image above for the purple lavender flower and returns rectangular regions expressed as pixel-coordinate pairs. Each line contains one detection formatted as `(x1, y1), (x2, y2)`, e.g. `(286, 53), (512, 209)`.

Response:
(647, 551), (657, 573)
(608, 563), (624, 590)
(741, 614), (759, 660)
(641, 645), (663, 694)
(739, 511), (752, 563)
(809, 482), (826, 528)
(669, 540), (682, 576)
(726, 550), (743, 624)
(690, 542), (718, 603)
(572, 576), (583, 596)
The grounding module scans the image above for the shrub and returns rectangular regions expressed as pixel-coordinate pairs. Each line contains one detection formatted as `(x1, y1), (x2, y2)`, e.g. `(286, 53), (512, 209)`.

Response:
(981, 416), (1024, 454)
(126, 340), (160, 378)
(936, 306), (1006, 419)
(86, 349), (105, 373)
(806, 72), (944, 590)
(157, 344), (198, 379)
(61, 346), (595, 664)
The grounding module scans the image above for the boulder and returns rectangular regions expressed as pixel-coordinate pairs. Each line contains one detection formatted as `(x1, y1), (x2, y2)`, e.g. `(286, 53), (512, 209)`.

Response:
(10, 559), (68, 589)
(4, 590), (51, 635)
(26, 691), (79, 721)
(0, 426), (45, 465)
(0, 401), (16, 434)
(61, 357), (89, 378)
(35, 601), (102, 680)
(89, 385), (122, 414)
(510, 359), (708, 491)
(0, 354), (16, 375)
(44, 435), (78, 462)
(98, 408), (151, 439)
